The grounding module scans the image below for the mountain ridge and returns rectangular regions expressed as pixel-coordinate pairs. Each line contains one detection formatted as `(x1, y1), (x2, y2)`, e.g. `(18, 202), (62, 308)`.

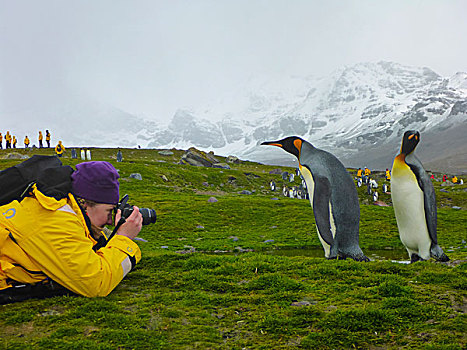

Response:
(3, 61), (466, 173)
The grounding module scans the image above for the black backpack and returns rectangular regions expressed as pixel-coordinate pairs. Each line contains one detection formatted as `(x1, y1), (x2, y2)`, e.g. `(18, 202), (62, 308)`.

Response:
(0, 155), (74, 206)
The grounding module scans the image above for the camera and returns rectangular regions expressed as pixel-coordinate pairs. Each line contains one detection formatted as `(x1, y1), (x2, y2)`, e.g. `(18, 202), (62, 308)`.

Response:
(116, 194), (157, 225)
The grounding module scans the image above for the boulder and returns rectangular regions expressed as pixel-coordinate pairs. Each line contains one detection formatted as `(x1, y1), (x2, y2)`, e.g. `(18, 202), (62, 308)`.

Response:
(213, 163), (230, 169)
(5, 153), (29, 160)
(129, 173), (143, 180)
(206, 151), (220, 163)
(269, 168), (282, 175)
(158, 150), (174, 156)
(227, 155), (241, 164)
(180, 148), (217, 167)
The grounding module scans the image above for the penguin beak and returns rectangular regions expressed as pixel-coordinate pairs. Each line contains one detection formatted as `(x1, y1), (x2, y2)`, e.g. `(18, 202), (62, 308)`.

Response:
(261, 141), (283, 148)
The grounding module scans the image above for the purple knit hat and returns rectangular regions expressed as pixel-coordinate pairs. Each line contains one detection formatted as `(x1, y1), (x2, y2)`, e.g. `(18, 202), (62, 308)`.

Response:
(71, 161), (120, 204)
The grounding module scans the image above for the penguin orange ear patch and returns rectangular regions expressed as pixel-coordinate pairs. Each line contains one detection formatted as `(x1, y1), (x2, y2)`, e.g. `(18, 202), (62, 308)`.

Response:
(293, 139), (302, 151)
(408, 134), (414, 140)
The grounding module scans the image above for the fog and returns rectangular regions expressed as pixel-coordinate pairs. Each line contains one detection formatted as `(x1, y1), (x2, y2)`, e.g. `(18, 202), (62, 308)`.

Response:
(1, 0), (466, 127)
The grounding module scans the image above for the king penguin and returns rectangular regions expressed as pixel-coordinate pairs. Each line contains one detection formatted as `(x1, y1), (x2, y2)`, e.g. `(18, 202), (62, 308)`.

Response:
(262, 136), (369, 261)
(391, 130), (449, 262)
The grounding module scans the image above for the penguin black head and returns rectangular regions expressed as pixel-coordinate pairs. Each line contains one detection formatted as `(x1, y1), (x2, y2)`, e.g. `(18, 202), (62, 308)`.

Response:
(400, 130), (420, 155)
(261, 136), (304, 159)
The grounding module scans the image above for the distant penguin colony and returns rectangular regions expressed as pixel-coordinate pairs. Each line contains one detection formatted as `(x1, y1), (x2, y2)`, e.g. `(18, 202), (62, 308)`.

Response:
(262, 136), (369, 261)
(391, 130), (449, 262)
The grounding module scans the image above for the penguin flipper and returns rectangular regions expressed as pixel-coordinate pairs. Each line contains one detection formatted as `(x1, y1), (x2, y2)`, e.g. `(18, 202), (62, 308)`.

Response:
(405, 154), (438, 244)
(312, 177), (334, 246)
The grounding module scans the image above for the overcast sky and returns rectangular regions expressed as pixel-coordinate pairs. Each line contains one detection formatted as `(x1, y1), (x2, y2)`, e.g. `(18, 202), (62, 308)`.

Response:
(1, 0), (466, 124)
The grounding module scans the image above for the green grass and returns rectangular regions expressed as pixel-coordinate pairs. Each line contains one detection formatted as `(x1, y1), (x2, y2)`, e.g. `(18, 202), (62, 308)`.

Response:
(1, 147), (466, 349)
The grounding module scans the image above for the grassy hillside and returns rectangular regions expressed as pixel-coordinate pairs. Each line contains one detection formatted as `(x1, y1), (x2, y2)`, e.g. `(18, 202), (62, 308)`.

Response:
(1, 147), (466, 349)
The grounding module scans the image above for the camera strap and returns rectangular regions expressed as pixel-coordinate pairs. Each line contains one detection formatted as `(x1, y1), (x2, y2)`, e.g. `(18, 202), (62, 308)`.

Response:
(104, 217), (126, 247)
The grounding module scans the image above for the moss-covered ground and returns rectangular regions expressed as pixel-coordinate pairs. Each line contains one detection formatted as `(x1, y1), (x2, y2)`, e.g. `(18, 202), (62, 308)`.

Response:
(0, 147), (465, 349)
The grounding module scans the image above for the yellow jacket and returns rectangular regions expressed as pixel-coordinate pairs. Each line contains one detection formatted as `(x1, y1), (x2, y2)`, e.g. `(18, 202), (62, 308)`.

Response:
(357, 169), (362, 177)
(0, 185), (141, 297)
(55, 142), (65, 155)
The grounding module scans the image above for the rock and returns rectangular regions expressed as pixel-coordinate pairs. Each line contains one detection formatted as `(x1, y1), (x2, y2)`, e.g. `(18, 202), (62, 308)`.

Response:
(373, 200), (389, 207)
(208, 197), (218, 203)
(202, 181), (209, 187)
(39, 310), (61, 316)
(240, 190), (252, 195)
(269, 168), (282, 175)
(227, 155), (241, 164)
(452, 206), (461, 210)
(129, 173), (143, 180)
(196, 225), (205, 229)
(235, 246), (253, 253)
(228, 176), (236, 183)
(180, 148), (215, 167)
(271, 197), (279, 200)
(229, 236), (239, 242)
(281, 172), (289, 181)
(213, 163), (230, 169)
(291, 301), (312, 307)
(206, 151), (220, 163)
(158, 150), (174, 156)
(244, 172), (260, 178)
(439, 189), (449, 193)
(133, 237), (148, 242)
(161, 246), (169, 249)
(263, 239), (275, 243)
(5, 153), (29, 160)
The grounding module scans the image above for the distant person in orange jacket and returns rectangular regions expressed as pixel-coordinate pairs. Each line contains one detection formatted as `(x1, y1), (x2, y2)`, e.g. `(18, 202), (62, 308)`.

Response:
(24, 136), (30, 148)
(12, 135), (17, 148)
(385, 168), (391, 181)
(55, 141), (65, 157)
(46, 130), (51, 148)
(5, 131), (12, 149)
(38, 131), (43, 148)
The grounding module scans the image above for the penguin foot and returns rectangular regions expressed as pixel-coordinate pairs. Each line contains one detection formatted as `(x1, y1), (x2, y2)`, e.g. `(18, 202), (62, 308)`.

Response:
(354, 255), (370, 262)
(430, 245), (450, 262)
(433, 252), (450, 262)
(410, 254), (423, 263)
(338, 253), (370, 262)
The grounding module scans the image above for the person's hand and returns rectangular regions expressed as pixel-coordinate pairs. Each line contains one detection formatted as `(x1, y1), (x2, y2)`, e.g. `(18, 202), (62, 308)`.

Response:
(115, 206), (143, 240)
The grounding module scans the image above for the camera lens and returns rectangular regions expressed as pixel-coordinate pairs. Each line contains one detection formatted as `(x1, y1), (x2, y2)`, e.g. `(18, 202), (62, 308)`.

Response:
(139, 208), (157, 225)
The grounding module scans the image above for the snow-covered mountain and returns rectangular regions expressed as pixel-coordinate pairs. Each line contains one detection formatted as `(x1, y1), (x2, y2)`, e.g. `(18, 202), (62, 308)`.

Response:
(3, 61), (466, 173)
(144, 62), (467, 172)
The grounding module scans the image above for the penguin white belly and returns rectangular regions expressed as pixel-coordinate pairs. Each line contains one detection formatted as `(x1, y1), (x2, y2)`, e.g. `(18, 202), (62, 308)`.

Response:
(391, 172), (431, 259)
(300, 164), (335, 257)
